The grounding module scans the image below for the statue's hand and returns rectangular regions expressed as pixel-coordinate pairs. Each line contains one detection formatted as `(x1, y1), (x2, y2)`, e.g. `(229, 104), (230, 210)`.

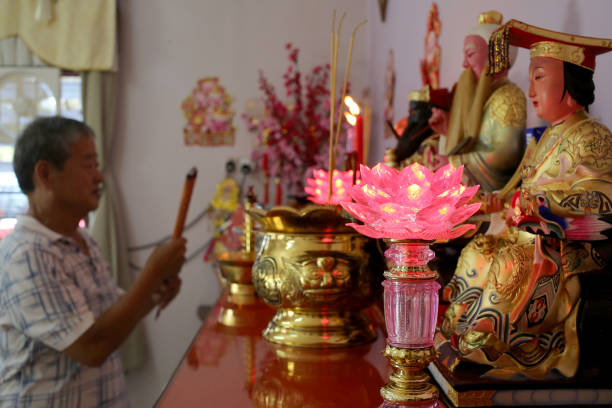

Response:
(428, 107), (449, 135)
(484, 193), (505, 213)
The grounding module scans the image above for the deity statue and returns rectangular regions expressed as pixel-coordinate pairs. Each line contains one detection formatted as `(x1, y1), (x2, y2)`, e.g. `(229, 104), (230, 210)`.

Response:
(385, 86), (450, 169)
(439, 19), (612, 379)
(429, 11), (527, 193)
(420, 2), (441, 90)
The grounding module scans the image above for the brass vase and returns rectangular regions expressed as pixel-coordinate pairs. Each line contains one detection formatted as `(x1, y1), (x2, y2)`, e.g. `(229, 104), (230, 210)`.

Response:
(249, 205), (383, 348)
(215, 250), (272, 328)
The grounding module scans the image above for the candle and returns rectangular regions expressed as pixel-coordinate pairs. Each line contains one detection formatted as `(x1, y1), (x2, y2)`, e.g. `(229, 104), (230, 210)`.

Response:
(363, 105), (371, 165)
(355, 113), (363, 165)
(344, 96), (363, 165)
(275, 176), (282, 206)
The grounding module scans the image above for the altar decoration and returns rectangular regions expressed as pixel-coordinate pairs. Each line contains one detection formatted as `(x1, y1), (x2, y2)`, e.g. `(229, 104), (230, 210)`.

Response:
(244, 43), (348, 203)
(248, 205), (383, 348)
(304, 168), (357, 205)
(340, 162), (480, 403)
(344, 96), (365, 165)
(420, 3), (441, 90)
(247, 13), (372, 348)
(182, 77), (235, 146)
(213, 190), (268, 327)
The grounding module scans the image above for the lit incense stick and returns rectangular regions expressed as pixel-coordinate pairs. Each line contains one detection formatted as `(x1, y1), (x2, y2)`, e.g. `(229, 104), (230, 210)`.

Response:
(156, 166), (197, 319)
(173, 167), (198, 238)
(334, 20), (366, 154)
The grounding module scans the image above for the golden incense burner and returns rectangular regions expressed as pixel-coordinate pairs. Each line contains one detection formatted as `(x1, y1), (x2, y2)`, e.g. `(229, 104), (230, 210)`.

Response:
(248, 205), (383, 348)
(215, 250), (273, 327)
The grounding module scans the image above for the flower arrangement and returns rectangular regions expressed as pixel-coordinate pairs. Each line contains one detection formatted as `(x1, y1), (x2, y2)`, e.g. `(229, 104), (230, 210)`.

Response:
(182, 77), (236, 146)
(339, 162), (481, 240)
(244, 43), (347, 194)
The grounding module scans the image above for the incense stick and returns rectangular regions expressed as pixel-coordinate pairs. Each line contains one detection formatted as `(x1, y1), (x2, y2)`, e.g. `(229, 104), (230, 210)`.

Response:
(156, 166), (197, 319)
(334, 20), (366, 155)
(328, 10), (336, 202)
(173, 167), (198, 238)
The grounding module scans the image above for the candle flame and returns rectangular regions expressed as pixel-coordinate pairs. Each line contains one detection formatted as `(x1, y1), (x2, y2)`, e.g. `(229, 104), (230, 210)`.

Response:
(345, 112), (357, 126)
(344, 96), (361, 115)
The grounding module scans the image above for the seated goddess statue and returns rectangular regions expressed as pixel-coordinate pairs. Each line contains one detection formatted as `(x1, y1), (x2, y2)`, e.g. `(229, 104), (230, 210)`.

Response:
(439, 19), (612, 379)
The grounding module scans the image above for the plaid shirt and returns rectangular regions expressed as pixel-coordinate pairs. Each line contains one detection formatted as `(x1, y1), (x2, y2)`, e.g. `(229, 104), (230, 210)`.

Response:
(0, 216), (129, 407)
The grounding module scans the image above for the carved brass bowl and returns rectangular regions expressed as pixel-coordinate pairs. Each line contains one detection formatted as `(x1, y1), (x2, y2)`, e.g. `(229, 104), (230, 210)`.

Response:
(249, 205), (383, 348)
(215, 250), (272, 327)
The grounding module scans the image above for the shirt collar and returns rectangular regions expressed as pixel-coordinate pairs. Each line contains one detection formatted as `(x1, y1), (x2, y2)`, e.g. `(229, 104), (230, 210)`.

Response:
(16, 214), (66, 242)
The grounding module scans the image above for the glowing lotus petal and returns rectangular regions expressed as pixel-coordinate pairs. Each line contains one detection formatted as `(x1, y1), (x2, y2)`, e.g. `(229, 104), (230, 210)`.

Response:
(360, 163), (398, 189)
(349, 183), (393, 206)
(448, 202), (481, 225)
(338, 162), (482, 240)
(342, 201), (384, 225)
(431, 164), (464, 194)
(398, 162), (434, 188)
(305, 168), (357, 205)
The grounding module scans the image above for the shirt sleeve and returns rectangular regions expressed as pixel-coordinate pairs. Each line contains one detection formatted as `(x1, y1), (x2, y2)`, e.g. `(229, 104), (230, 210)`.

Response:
(0, 246), (95, 352)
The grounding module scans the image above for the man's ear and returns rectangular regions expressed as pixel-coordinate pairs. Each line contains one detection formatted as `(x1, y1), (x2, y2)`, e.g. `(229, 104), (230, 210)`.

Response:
(33, 160), (54, 191)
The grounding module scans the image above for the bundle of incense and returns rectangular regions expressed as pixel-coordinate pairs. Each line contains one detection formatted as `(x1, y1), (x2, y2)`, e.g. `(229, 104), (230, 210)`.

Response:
(173, 166), (198, 238)
(328, 11), (366, 202)
(156, 166), (197, 319)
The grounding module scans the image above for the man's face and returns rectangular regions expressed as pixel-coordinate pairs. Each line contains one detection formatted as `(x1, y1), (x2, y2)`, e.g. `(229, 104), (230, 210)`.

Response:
(50, 136), (104, 216)
(462, 35), (488, 79)
(528, 56), (572, 123)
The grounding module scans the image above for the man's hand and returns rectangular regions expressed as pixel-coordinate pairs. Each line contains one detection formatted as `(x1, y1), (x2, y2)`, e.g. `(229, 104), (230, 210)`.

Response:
(153, 275), (182, 318)
(144, 238), (187, 287)
(428, 107), (449, 135)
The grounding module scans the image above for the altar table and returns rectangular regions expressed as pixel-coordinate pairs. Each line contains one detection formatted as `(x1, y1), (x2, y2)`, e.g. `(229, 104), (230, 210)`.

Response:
(154, 295), (448, 407)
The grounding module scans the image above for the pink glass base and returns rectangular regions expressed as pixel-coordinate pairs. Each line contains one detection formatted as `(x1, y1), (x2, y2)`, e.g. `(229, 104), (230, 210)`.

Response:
(384, 240), (436, 279)
(382, 280), (440, 348)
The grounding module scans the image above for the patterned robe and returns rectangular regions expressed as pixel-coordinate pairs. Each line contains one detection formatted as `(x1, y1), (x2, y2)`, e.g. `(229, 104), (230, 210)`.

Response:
(441, 110), (612, 378)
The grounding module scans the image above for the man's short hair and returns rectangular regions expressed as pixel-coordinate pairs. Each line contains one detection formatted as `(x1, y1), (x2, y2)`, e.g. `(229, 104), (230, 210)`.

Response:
(13, 116), (94, 194)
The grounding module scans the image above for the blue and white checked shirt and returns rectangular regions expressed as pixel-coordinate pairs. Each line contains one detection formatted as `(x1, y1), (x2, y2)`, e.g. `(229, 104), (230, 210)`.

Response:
(0, 216), (129, 407)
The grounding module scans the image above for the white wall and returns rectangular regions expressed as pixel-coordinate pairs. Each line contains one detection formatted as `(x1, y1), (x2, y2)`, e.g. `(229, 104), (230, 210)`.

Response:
(367, 0), (612, 164)
(114, 1), (368, 407)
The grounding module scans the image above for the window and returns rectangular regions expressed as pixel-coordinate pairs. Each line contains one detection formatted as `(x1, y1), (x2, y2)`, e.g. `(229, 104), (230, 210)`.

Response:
(0, 68), (82, 237)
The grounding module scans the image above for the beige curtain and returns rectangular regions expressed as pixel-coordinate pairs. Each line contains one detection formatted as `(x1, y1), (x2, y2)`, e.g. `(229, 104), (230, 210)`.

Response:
(0, 0), (116, 70)
(0, 36), (46, 66)
(82, 71), (145, 372)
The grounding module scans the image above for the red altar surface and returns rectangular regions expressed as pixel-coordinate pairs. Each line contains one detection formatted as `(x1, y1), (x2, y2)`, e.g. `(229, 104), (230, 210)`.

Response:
(155, 295), (448, 408)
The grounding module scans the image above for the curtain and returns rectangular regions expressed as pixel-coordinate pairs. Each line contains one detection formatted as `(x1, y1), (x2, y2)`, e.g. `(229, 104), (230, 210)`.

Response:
(82, 71), (146, 372)
(0, 0), (116, 70)
(0, 36), (46, 66)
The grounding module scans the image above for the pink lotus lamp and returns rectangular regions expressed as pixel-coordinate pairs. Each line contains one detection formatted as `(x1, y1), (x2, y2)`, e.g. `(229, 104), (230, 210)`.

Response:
(340, 162), (480, 403)
(305, 168), (359, 205)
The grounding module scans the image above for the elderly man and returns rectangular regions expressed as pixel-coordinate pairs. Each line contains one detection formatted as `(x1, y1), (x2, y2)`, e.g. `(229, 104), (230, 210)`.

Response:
(0, 116), (186, 406)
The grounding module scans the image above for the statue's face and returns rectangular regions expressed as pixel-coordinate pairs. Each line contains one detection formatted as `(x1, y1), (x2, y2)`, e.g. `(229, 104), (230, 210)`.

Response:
(528, 56), (576, 123)
(463, 35), (488, 79)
